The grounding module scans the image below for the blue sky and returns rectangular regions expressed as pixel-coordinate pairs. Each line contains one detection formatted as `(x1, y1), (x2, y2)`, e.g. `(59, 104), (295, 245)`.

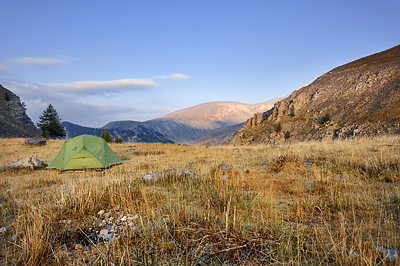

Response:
(0, 0), (399, 127)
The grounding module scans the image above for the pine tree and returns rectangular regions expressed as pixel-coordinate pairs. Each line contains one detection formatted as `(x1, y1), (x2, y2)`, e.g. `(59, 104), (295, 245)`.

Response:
(100, 129), (112, 143)
(37, 104), (66, 139)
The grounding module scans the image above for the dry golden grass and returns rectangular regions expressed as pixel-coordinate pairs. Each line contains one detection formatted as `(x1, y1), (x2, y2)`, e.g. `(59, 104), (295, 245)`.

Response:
(0, 137), (399, 265)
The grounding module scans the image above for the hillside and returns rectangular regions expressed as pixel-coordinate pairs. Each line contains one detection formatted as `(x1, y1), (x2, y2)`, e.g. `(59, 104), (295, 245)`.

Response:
(228, 44), (400, 144)
(0, 85), (40, 138)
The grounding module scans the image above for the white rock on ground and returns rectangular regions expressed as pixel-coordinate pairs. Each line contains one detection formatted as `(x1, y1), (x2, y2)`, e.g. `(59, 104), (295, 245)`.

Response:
(4, 157), (44, 170)
(142, 168), (197, 181)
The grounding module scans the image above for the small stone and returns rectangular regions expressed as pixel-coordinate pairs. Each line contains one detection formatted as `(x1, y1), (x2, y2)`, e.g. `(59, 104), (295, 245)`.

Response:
(99, 233), (114, 241)
(99, 229), (109, 235)
(347, 250), (359, 256)
(6, 187), (18, 193)
(51, 184), (58, 188)
(12, 199), (22, 205)
(375, 245), (398, 261)
(0, 226), (8, 233)
(75, 244), (83, 250)
(306, 182), (315, 187)
(12, 232), (22, 241)
(304, 159), (314, 166)
(218, 162), (233, 171)
(202, 159), (212, 163)
(6, 215), (15, 221)
(332, 174), (346, 179)
(121, 216), (127, 222)
(25, 138), (46, 146)
(98, 210), (105, 216)
(143, 172), (160, 181)
(221, 174), (229, 179)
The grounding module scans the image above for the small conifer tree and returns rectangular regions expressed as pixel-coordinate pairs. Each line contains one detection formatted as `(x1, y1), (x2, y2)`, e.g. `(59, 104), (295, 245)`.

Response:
(115, 136), (123, 144)
(37, 104), (66, 139)
(275, 123), (282, 133)
(101, 130), (112, 143)
(284, 131), (291, 140)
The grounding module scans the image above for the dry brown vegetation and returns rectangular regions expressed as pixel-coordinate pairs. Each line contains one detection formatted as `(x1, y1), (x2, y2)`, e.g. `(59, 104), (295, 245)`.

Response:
(0, 137), (399, 265)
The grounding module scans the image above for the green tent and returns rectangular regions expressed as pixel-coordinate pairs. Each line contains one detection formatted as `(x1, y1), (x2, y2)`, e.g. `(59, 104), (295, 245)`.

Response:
(47, 134), (123, 170)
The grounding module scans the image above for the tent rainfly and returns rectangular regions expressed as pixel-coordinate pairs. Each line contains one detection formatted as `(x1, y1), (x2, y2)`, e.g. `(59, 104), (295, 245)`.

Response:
(47, 134), (123, 170)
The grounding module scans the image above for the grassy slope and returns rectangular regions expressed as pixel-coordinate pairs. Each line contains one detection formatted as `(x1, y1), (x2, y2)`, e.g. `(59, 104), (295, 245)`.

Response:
(0, 138), (399, 265)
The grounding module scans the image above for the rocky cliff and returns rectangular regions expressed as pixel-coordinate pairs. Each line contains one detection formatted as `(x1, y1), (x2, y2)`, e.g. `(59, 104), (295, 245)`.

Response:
(0, 85), (40, 138)
(227, 44), (400, 144)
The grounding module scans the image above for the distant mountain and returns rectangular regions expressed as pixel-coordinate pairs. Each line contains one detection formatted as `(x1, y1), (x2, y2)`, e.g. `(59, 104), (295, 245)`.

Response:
(227, 44), (400, 144)
(155, 100), (279, 129)
(62, 122), (104, 138)
(148, 100), (280, 143)
(62, 121), (174, 144)
(63, 100), (280, 143)
(0, 85), (40, 138)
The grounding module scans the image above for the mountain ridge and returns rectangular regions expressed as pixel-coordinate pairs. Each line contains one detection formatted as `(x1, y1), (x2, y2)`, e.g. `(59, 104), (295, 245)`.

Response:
(62, 99), (281, 143)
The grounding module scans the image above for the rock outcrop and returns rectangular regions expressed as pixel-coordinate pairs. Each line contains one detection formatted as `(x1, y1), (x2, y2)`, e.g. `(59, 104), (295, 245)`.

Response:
(0, 85), (40, 138)
(228, 44), (400, 144)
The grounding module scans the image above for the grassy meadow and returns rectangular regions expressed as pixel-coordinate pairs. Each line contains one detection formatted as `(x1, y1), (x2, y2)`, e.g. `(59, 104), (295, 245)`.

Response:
(0, 137), (399, 265)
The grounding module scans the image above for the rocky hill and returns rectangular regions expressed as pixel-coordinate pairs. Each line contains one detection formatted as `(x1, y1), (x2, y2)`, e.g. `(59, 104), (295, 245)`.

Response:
(227, 44), (400, 144)
(0, 85), (40, 138)
(63, 100), (280, 143)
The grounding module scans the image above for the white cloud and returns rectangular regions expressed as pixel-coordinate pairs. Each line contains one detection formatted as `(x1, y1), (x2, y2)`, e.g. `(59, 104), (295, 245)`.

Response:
(10, 57), (68, 66)
(155, 73), (190, 80)
(47, 79), (159, 93)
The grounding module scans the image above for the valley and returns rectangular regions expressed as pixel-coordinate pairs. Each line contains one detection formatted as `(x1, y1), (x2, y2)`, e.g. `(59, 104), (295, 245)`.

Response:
(0, 137), (399, 264)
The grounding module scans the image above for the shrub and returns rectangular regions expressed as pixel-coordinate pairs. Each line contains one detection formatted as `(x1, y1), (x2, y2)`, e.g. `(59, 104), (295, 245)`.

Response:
(284, 131), (291, 140)
(115, 137), (123, 144)
(321, 113), (332, 124)
(100, 130), (112, 143)
(275, 123), (282, 133)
